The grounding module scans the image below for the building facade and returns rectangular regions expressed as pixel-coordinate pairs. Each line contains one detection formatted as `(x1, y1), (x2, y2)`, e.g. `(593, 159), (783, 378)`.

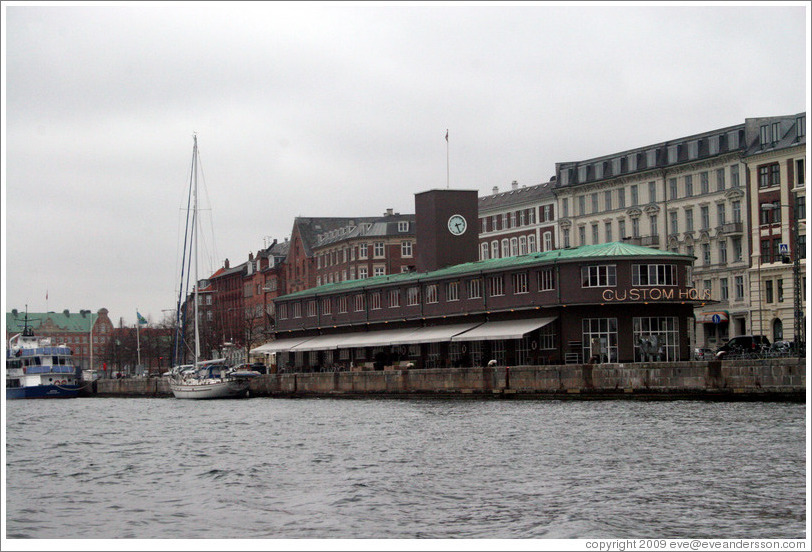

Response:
(554, 122), (753, 348)
(6, 308), (114, 371)
(477, 179), (558, 261)
(744, 113), (806, 345)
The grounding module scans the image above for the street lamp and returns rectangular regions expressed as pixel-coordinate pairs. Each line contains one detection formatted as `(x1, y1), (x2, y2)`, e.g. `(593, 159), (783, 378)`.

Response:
(761, 197), (804, 357)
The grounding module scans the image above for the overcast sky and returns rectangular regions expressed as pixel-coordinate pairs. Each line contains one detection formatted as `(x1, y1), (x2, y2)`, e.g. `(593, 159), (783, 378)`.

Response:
(2, 1), (809, 328)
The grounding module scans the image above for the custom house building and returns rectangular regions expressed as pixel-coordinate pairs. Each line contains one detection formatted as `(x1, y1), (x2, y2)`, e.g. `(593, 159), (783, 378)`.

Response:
(258, 189), (711, 370)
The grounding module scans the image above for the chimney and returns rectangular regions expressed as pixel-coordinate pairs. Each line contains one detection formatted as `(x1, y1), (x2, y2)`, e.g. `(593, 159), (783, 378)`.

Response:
(249, 252), (254, 261)
(511, 180), (518, 190)
(224, 258), (230, 269)
(385, 208), (394, 216)
(492, 186), (499, 195)
(64, 309), (70, 317)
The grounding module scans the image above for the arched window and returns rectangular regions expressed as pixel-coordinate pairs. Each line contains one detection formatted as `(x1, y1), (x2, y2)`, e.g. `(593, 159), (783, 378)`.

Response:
(772, 318), (783, 342)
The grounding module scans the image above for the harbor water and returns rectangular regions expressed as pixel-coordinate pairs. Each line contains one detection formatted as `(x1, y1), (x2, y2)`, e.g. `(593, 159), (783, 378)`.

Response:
(4, 397), (807, 540)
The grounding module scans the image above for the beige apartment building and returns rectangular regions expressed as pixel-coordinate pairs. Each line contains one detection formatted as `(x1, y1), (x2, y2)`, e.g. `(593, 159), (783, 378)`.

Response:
(553, 123), (752, 349)
(744, 113), (806, 345)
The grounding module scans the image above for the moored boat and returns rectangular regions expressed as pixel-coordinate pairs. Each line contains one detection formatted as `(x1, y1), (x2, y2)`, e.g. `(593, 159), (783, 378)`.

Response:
(6, 320), (80, 400)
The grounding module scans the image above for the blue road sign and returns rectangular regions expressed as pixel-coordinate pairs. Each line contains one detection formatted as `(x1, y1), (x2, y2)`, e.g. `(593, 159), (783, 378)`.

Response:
(779, 243), (789, 255)
(711, 314), (721, 324)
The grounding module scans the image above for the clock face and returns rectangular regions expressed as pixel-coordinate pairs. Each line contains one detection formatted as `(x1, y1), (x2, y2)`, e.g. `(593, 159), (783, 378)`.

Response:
(447, 214), (467, 236)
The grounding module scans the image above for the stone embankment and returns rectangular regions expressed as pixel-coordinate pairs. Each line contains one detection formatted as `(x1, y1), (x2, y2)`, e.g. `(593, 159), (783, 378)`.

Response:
(94, 359), (805, 400)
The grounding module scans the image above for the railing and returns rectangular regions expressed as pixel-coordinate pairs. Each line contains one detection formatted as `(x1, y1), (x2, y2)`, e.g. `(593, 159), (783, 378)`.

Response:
(718, 222), (743, 235)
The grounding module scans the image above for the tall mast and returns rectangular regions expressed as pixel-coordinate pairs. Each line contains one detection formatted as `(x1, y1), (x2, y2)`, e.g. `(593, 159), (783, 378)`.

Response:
(193, 134), (200, 368)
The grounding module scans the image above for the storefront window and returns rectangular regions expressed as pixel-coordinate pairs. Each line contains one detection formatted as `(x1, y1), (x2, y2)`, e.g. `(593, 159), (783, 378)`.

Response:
(633, 317), (679, 362)
(582, 318), (618, 363)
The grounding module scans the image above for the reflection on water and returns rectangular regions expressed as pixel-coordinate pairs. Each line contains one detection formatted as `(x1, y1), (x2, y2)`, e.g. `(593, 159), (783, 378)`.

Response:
(5, 398), (806, 539)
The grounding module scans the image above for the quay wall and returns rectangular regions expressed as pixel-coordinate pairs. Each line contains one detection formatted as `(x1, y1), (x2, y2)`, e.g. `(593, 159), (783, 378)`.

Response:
(94, 359), (806, 399)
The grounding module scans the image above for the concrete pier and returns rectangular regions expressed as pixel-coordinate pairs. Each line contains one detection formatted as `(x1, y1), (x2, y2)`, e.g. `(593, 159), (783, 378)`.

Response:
(94, 359), (805, 400)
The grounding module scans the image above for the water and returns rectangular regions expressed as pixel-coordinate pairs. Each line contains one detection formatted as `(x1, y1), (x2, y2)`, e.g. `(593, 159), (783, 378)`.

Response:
(4, 398), (807, 540)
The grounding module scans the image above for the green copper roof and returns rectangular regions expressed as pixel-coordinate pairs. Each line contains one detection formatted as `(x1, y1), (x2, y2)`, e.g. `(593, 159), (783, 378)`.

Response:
(6, 311), (100, 333)
(280, 241), (692, 300)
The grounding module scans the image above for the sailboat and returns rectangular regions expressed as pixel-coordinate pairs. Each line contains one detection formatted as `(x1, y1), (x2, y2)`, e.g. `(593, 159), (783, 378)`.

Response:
(169, 135), (260, 399)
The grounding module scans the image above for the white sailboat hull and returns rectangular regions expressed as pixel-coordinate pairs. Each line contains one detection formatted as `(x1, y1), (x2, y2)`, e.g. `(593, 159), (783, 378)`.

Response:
(169, 379), (251, 399)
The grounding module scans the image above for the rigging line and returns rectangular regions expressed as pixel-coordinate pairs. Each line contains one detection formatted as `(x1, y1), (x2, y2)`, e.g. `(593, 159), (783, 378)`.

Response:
(194, 145), (220, 274)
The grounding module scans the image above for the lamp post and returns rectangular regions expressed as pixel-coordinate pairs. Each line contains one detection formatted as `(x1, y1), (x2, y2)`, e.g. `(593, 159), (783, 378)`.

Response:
(761, 197), (804, 357)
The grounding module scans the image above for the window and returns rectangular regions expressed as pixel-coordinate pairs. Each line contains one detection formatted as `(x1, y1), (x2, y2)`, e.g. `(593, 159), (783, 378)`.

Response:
(631, 217), (640, 238)
(699, 172), (708, 194)
(668, 145), (679, 164)
(491, 240), (499, 259)
(530, 234), (538, 253)
(777, 278), (784, 303)
(579, 226), (586, 245)
(425, 284), (438, 304)
(605, 190), (612, 211)
(719, 278), (729, 300)
(354, 294), (366, 312)
(373, 242), (385, 258)
(632, 264), (677, 286)
(759, 163), (780, 188)
(488, 275), (504, 297)
(669, 211), (678, 235)
(761, 239), (772, 263)
(772, 122), (781, 143)
(398, 221), (409, 232)
(731, 164), (740, 187)
(388, 289), (400, 308)
(605, 222), (613, 242)
(358, 266), (368, 279)
(579, 196), (586, 216)
(701, 206), (710, 229)
(650, 214), (658, 236)
(519, 236), (527, 255)
(735, 276), (744, 301)
(307, 300), (317, 317)
(503, 213), (509, 229)
(279, 303), (288, 320)
(581, 265), (617, 287)
(370, 292), (381, 310)
(618, 219), (626, 239)
(732, 201), (741, 223)
(510, 237), (518, 256)
(591, 193), (599, 213)
(373, 266), (385, 277)
(717, 168), (726, 191)
(562, 197), (569, 218)
(447, 281), (460, 302)
(591, 223), (599, 244)
(513, 272), (529, 294)
(648, 181), (656, 203)
(633, 317), (679, 361)
(719, 240), (727, 264)
(538, 268), (555, 291)
(543, 205), (552, 221)
(669, 178), (677, 199)
(702, 243), (711, 265)
(685, 175), (693, 197)
(631, 185), (639, 206)
(732, 237), (742, 261)
(717, 204), (726, 226)
(501, 239), (509, 258)
(511, 212), (517, 228)
(760, 124), (770, 146)
(359, 244), (368, 259)
(765, 280), (774, 303)
(582, 318), (618, 363)
(618, 188), (626, 209)
(709, 135), (720, 155)
(796, 195), (806, 220)
(563, 229), (570, 248)
(797, 115), (806, 139)
(292, 302), (302, 318)
(797, 159), (805, 187)
(401, 241), (413, 257)
(407, 287), (420, 306)
(468, 278), (482, 299)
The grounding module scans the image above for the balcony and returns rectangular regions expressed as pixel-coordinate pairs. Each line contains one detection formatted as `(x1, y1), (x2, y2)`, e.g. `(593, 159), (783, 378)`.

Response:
(718, 222), (743, 236)
(641, 235), (660, 247)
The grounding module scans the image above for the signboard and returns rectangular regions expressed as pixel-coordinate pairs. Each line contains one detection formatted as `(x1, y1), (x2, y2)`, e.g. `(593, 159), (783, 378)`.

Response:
(711, 314), (721, 324)
(779, 243), (789, 256)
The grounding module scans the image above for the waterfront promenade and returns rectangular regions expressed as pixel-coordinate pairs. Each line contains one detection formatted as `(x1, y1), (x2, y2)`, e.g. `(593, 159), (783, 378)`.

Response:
(93, 359), (806, 400)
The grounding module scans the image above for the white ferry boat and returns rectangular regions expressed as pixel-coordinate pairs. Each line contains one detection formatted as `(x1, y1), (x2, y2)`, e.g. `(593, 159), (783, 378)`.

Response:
(6, 324), (80, 399)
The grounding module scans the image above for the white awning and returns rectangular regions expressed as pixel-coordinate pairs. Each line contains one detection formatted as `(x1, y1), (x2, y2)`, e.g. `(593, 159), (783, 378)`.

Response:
(389, 323), (483, 345)
(451, 317), (557, 341)
(250, 337), (314, 354)
(291, 334), (357, 352)
(334, 328), (422, 349)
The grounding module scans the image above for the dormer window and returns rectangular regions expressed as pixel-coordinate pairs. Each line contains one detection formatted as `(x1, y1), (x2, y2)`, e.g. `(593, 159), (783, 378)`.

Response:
(578, 165), (588, 182)
(797, 115), (806, 139)
(646, 149), (657, 168)
(709, 135), (720, 155)
(760, 124), (770, 147)
(398, 221), (409, 232)
(594, 162), (604, 180)
(728, 130), (740, 150)
(612, 157), (622, 175)
(559, 168), (570, 186)
(627, 153), (638, 172)
(771, 122), (781, 143)
(688, 140), (699, 160)
(667, 144), (679, 164)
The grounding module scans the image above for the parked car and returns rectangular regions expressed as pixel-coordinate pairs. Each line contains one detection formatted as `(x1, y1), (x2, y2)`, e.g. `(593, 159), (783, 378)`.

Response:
(715, 335), (771, 359)
(694, 347), (714, 360)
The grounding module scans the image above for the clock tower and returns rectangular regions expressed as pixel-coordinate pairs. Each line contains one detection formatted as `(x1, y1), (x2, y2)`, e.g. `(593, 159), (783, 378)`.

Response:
(415, 189), (479, 273)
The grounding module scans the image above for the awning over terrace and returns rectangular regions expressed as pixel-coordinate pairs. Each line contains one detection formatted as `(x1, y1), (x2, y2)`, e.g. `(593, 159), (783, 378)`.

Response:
(250, 337), (315, 354)
(450, 317), (557, 341)
(388, 323), (483, 345)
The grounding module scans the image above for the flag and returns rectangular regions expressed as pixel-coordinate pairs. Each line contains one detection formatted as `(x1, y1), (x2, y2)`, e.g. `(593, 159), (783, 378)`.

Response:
(445, 129), (448, 142)
(137, 312), (147, 325)
(46, 290), (48, 301)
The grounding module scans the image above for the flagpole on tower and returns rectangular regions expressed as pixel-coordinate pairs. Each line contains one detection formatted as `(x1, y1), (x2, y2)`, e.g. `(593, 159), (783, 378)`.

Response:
(445, 129), (449, 189)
